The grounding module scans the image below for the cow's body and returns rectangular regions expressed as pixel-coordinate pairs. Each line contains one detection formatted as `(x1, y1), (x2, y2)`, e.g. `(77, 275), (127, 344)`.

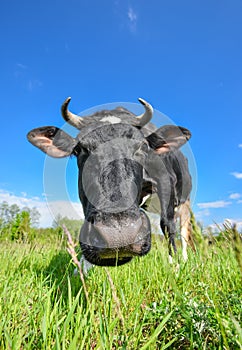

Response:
(27, 98), (193, 266)
(141, 148), (192, 261)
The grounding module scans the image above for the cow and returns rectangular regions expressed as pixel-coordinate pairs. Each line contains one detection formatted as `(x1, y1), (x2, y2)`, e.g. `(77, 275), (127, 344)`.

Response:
(27, 97), (193, 266)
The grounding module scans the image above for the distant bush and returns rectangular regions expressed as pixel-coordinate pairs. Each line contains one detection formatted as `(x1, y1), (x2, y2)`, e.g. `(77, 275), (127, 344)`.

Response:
(0, 202), (39, 243)
(11, 211), (33, 242)
(35, 226), (64, 244)
(53, 215), (83, 240)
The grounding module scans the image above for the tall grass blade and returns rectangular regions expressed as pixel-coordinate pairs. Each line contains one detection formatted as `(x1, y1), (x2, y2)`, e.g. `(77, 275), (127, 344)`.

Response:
(139, 311), (173, 350)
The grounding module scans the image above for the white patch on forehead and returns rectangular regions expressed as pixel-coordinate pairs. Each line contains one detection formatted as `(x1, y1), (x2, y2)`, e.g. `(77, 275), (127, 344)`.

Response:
(100, 116), (121, 124)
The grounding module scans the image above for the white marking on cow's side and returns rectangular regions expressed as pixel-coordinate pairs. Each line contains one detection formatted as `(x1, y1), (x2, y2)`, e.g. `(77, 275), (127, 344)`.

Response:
(140, 194), (151, 207)
(100, 116), (121, 124)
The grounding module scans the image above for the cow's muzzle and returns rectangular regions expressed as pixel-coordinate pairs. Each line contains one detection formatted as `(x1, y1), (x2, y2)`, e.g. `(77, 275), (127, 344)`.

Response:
(79, 211), (151, 266)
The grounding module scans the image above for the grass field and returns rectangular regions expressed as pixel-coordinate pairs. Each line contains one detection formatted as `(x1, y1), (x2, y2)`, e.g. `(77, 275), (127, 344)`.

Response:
(0, 233), (241, 349)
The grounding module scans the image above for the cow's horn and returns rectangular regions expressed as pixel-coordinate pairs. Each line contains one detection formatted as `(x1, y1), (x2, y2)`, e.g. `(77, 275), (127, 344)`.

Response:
(61, 97), (85, 129)
(136, 98), (153, 126)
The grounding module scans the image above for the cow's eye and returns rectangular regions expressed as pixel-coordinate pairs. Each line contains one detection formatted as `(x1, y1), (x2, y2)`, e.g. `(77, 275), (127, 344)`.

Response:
(73, 143), (89, 156)
(140, 141), (149, 153)
(133, 142), (149, 161)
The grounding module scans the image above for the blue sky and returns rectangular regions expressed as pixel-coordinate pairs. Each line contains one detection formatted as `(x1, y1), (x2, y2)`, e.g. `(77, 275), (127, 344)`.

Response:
(1, 0), (242, 228)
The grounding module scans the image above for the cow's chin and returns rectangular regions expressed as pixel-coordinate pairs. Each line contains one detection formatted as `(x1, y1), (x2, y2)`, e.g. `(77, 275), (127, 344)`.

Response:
(79, 210), (151, 267)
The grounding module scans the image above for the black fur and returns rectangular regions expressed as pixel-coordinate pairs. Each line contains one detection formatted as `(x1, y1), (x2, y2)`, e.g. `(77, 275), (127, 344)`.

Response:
(27, 105), (192, 266)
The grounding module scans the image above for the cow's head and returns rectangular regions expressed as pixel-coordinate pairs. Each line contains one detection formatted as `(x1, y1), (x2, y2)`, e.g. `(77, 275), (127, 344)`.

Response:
(27, 98), (191, 266)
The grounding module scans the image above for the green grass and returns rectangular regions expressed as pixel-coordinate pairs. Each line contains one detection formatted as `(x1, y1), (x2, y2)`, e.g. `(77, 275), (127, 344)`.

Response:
(0, 236), (241, 349)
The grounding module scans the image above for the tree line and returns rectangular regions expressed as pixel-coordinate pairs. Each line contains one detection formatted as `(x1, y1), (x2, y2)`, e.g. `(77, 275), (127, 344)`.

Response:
(0, 201), (41, 241)
(0, 201), (83, 243)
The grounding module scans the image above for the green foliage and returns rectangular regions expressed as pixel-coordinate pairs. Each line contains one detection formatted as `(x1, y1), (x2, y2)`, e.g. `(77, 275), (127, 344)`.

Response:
(190, 210), (203, 245)
(0, 235), (241, 349)
(0, 201), (40, 228)
(217, 222), (242, 274)
(0, 205), (241, 348)
(0, 202), (42, 242)
(53, 215), (83, 240)
(0, 202), (45, 243)
(0, 210), (64, 246)
(35, 226), (64, 244)
(11, 211), (33, 242)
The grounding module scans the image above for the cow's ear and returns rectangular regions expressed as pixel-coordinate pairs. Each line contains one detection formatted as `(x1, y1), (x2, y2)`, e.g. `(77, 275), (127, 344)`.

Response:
(27, 126), (76, 158)
(146, 125), (191, 154)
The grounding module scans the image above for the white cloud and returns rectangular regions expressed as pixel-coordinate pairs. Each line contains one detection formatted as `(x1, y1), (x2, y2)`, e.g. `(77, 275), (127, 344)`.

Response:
(128, 7), (137, 23)
(229, 193), (241, 200)
(195, 209), (211, 220)
(238, 144), (242, 148)
(28, 79), (43, 91)
(222, 219), (242, 231)
(197, 200), (232, 209)
(47, 201), (84, 226)
(15, 63), (43, 91)
(113, 1), (138, 34)
(16, 63), (27, 69)
(0, 190), (84, 227)
(127, 7), (138, 32)
(231, 172), (242, 179)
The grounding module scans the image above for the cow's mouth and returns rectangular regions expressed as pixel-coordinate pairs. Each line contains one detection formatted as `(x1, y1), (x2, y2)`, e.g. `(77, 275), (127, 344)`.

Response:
(79, 210), (151, 266)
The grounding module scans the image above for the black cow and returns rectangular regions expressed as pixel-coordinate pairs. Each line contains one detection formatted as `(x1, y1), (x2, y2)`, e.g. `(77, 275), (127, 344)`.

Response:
(27, 97), (193, 266)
